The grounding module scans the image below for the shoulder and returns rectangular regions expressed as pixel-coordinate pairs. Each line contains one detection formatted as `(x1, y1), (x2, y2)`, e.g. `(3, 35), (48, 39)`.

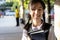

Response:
(23, 29), (27, 34)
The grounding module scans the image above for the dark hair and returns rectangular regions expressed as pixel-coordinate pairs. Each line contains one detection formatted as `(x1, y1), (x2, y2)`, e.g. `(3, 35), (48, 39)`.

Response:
(24, 14), (31, 30)
(28, 0), (45, 10)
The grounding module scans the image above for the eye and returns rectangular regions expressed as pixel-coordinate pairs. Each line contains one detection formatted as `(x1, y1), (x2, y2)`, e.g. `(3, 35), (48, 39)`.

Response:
(32, 9), (35, 11)
(38, 9), (41, 11)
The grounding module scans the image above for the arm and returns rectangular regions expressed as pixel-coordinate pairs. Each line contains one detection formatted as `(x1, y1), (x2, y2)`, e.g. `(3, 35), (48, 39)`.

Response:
(48, 26), (56, 40)
(21, 29), (31, 40)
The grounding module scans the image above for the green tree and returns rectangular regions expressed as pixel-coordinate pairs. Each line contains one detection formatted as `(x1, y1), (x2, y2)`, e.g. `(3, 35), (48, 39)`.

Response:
(6, 0), (20, 11)
(0, 2), (13, 11)
(43, 0), (55, 6)
(11, 2), (20, 11)
(24, 0), (29, 9)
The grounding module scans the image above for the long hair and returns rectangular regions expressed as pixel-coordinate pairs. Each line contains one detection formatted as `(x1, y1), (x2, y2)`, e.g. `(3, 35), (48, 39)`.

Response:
(24, 14), (31, 31)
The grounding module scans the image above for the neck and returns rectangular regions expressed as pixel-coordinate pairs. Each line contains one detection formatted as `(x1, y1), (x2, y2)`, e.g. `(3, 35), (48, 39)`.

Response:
(32, 19), (42, 27)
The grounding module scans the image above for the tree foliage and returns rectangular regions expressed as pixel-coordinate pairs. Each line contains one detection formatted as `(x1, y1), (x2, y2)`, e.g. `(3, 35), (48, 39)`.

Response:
(43, 0), (55, 6)
(6, 0), (20, 11)
(24, 0), (29, 9)
(0, 2), (13, 11)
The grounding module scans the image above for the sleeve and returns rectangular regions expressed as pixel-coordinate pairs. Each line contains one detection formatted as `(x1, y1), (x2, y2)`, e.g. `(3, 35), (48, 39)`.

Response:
(48, 26), (56, 40)
(21, 29), (31, 40)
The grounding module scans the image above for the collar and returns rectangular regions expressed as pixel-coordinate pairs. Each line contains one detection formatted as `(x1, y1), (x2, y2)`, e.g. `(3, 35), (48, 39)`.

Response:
(32, 23), (43, 31)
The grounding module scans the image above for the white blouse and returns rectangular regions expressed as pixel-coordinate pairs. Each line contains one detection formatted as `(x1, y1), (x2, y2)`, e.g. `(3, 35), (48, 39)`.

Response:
(32, 24), (43, 31)
(22, 23), (43, 40)
(21, 24), (56, 40)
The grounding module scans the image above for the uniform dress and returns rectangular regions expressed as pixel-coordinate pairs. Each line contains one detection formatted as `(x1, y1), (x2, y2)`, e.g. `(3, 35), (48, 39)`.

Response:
(22, 23), (56, 40)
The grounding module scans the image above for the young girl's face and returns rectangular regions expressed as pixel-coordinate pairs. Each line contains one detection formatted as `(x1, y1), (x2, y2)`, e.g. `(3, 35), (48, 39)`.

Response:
(29, 2), (44, 21)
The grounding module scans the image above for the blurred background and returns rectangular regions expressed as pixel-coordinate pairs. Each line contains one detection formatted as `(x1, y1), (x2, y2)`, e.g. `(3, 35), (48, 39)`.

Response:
(0, 0), (55, 40)
(0, 0), (54, 23)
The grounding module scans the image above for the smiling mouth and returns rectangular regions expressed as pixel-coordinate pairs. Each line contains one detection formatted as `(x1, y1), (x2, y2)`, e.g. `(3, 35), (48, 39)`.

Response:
(35, 15), (40, 17)
(34, 17), (40, 19)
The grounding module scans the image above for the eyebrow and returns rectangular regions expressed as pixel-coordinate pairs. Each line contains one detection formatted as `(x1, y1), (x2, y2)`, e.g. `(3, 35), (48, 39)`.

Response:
(31, 7), (42, 9)
(39, 7), (43, 8)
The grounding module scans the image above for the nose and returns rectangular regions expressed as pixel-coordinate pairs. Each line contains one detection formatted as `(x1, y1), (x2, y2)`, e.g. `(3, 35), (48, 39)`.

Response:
(35, 10), (38, 15)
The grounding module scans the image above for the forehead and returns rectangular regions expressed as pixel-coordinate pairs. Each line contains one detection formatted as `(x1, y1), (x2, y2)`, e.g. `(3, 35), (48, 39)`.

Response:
(30, 3), (43, 9)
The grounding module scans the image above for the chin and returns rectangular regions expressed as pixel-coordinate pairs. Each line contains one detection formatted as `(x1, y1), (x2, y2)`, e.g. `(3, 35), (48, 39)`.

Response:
(34, 18), (40, 21)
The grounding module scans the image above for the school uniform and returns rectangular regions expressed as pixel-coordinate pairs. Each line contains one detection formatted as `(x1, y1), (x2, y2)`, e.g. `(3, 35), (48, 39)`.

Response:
(22, 23), (56, 40)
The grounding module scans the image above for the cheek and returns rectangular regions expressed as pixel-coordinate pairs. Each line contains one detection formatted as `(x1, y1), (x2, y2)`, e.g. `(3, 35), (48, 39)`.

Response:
(30, 11), (34, 17)
(41, 13), (43, 16)
(39, 12), (43, 16)
(41, 11), (43, 16)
